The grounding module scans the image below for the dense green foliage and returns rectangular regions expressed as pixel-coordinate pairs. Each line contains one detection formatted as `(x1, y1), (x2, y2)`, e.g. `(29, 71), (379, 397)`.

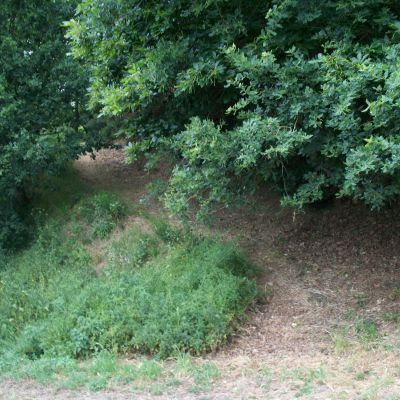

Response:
(68, 0), (400, 215)
(0, 194), (256, 359)
(0, 0), (97, 250)
(4, 1), (400, 246)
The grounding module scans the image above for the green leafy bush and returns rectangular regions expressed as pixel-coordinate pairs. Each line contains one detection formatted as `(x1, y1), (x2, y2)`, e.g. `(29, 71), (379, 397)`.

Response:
(0, 1), (119, 251)
(0, 0), (89, 250)
(0, 216), (256, 360)
(67, 0), (400, 213)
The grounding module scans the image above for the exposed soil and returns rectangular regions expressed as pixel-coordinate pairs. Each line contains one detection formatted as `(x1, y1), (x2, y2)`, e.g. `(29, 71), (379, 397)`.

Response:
(2, 148), (400, 400)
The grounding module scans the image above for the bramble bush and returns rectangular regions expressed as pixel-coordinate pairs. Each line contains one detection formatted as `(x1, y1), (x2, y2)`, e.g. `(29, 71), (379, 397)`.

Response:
(67, 0), (400, 216)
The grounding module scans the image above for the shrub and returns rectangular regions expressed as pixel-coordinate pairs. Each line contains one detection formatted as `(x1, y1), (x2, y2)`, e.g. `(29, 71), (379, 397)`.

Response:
(67, 0), (400, 214)
(0, 0), (90, 250)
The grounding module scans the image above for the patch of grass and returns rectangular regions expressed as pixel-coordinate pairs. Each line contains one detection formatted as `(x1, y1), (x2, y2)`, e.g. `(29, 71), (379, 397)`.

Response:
(106, 227), (160, 271)
(152, 219), (184, 244)
(332, 328), (352, 354)
(173, 354), (220, 393)
(10, 356), (77, 384)
(355, 319), (379, 346)
(1, 351), (185, 393)
(77, 192), (127, 239)
(344, 308), (356, 320)
(281, 366), (326, 398)
(1, 175), (257, 390)
(389, 285), (400, 301)
(112, 364), (138, 385)
(86, 375), (109, 391)
(86, 351), (118, 378)
(0, 209), (257, 368)
(256, 367), (272, 391)
(174, 352), (195, 375)
(57, 370), (88, 389)
(59, 357), (160, 392)
(355, 370), (372, 381)
(138, 360), (162, 381)
(149, 382), (164, 395)
(333, 312), (385, 352)
(357, 376), (394, 400)
(383, 312), (400, 324)
(0, 222), (93, 351)
(130, 383), (146, 394)
(165, 376), (182, 387)
(192, 362), (220, 387)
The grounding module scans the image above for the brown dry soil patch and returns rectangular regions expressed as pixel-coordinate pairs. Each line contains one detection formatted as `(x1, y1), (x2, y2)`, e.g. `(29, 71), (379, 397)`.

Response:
(2, 148), (400, 399)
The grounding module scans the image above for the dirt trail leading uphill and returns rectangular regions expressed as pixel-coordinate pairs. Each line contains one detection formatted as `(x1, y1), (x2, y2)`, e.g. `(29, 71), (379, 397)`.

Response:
(2, 148), (400, 399)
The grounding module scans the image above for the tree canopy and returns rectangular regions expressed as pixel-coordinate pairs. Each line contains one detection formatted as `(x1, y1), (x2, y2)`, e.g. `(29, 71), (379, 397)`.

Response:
(67, 0), (400, 217)
(0, 0), (118, 250)
(3, 0), (400, 249)
(0, 0), (89, 249)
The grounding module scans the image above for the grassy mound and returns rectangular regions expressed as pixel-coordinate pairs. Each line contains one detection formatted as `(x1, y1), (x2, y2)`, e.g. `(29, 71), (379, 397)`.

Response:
(0, 193), (257, 360)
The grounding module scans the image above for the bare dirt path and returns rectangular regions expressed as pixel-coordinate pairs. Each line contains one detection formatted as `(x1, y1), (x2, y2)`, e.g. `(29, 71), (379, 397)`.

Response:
(2, 148), (400, 399)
